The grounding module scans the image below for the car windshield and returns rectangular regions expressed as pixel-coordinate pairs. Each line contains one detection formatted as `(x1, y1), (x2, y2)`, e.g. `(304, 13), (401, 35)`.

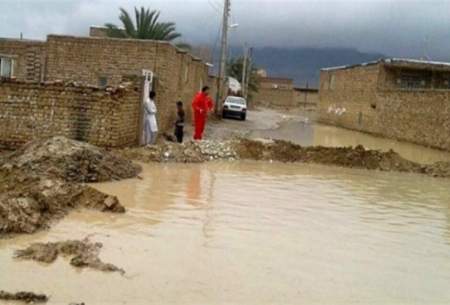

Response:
(226, 97), (246, 105)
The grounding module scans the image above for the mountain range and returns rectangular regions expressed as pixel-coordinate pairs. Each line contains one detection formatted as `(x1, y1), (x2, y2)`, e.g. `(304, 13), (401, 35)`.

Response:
(231, 47), (386, 88)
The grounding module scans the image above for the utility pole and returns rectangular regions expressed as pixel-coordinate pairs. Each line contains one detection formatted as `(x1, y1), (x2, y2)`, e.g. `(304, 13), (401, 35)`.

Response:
(244, 47), (253, 101)
(241, 44), (248, 98)
(215, 0), (231, 115)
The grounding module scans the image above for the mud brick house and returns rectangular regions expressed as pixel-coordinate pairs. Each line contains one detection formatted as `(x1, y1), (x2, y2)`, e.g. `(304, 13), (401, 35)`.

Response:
(0, 33), (213, 148)
(318, 58), (450, 150)
(253, 77), (295, 108)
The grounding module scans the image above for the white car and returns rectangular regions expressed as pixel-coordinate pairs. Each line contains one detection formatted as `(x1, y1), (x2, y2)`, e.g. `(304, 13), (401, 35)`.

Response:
(222, 96), (247, 120)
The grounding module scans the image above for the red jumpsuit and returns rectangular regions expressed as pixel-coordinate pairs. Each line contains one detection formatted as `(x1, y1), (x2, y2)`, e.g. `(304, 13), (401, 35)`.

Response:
(192, 92), (214, 140)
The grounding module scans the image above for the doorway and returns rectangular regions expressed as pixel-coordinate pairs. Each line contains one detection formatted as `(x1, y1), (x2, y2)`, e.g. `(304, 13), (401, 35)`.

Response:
(139, 69), (154, 145)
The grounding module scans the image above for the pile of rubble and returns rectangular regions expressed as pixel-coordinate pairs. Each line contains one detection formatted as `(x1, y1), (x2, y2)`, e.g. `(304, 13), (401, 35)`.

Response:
(118, 140), (237, 163)
(0, 137), (140, 236)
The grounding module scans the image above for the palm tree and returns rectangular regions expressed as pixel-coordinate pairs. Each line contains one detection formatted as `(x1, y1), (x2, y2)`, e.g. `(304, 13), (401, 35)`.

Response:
(105, 7), (189, 49)
(227, 57), (259, 100)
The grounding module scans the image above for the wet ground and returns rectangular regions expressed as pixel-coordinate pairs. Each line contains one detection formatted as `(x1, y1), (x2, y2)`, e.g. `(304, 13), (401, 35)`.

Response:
(205, 108), (450, 164)
(252, 117), (450, 164)
(1, 162), (450, 304)
(2, 109), (450, 304)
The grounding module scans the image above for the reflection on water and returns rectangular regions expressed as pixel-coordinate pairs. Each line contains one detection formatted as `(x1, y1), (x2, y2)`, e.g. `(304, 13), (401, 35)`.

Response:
(1, 162), (450, 305)
(251, 120), (450, 164)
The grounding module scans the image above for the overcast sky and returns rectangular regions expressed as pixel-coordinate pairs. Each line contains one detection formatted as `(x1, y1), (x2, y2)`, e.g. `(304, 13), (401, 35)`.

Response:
(1, 0), (450, 59)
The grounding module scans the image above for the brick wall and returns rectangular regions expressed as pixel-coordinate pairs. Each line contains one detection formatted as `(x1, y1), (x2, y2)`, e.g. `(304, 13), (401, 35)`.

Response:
(0, 34), (212, 140)
(318, 63), (450, 151)
(0, 80), (140, 148)
(45, 35), (161, 86)
(0, 38), (46, 83)
(318, 64), (381, 132)
(252, 77), (295, 108)
(253, 87), (295, 108)
(375, 90), (450, 150)
(44, 35), (209, 132)
(89, 26), (109, 38)
(294, 89), (318, 109)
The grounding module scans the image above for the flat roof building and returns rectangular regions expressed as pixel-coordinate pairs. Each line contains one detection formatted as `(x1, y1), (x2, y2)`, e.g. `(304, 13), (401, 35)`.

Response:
(0, 32), (213, 148)
(318, 58), (450, 151)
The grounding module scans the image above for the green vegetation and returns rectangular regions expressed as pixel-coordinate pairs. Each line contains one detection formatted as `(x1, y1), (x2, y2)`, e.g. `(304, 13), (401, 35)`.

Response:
(105, 7), (190, 50)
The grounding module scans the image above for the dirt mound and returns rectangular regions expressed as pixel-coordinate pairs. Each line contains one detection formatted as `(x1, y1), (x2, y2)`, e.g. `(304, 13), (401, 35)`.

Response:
(15, 238), (124, 274)
(422, 161), (450, 178)
(0, 168), (124, 235)
(117, 138), (450, 178)
(0, 290), (48, 303)
(234, 139), (426, 173)
(118, 140), (237, 163)
(5, 136), (141, 182)
(0, 137), (134, 237)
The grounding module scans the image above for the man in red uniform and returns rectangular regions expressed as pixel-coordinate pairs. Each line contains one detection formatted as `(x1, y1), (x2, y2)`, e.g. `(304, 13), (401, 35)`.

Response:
(192, 86), (214, 140)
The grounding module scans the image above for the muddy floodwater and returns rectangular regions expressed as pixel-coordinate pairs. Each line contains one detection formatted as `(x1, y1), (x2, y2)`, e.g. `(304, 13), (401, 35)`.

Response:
(251, 119), (450, 164)
(2, 161), (450, 304)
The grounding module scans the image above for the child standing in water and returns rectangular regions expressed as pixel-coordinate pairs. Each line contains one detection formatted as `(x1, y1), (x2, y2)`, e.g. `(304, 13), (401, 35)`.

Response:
(174, 101), (185, 143)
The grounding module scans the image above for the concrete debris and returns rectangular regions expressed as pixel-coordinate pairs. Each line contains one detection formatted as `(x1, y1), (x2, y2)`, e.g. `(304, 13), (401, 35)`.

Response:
(15, 238), (125, 275)
(0, 290), (48, 303)
(117, 140), (238, 163)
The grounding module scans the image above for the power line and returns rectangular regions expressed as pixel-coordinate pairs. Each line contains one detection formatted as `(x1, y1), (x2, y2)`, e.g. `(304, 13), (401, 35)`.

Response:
(207, 0), (222, 14)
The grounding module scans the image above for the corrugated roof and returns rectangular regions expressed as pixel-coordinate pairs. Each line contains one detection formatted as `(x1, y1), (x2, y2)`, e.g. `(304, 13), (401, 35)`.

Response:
(321, 58), (450, 72)
(320, 60), (380, 71)
(386, 58), (450, 67)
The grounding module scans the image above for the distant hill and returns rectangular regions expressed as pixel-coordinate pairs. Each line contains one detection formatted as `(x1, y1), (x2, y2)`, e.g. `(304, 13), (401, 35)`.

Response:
(234, 47), (386, 88)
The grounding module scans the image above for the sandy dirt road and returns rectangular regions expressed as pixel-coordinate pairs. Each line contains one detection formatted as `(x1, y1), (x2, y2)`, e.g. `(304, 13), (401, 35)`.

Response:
(183, 108), (306, 141)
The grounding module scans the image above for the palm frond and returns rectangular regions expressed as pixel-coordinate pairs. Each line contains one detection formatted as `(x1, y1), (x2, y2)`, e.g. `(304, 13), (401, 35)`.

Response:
(119, 7), (136, 38)
(106, 6), (186, 43)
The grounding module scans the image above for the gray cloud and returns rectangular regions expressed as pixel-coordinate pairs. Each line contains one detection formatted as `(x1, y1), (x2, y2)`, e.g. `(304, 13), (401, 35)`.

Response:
(1, 0), (450, 59)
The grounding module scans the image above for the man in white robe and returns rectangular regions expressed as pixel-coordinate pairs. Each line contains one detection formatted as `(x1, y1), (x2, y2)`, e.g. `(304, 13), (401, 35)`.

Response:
(143, 91), (158, 145)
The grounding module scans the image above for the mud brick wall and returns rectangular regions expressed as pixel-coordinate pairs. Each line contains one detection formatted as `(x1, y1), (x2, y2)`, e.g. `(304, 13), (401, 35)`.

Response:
(293, 89), (318, 109)
(318, 64), (450, 151)
(318, 64), (381, 133)
(45, 35), (162, 86)
(253, 87), (295, 108)
(253, 78), (296, 109)
(0, 81), (140, 148)
(0, 35), (211, 136)
(45, 35), (209, 131)
(376, 90), (450, 150)
(0, 38), (46, 83)
(89, 26), (109, 38)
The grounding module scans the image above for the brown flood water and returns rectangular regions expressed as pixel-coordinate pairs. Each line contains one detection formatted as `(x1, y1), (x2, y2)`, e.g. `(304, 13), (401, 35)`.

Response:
(1, 161), (450, 305)
(251, 120), (450, 164)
